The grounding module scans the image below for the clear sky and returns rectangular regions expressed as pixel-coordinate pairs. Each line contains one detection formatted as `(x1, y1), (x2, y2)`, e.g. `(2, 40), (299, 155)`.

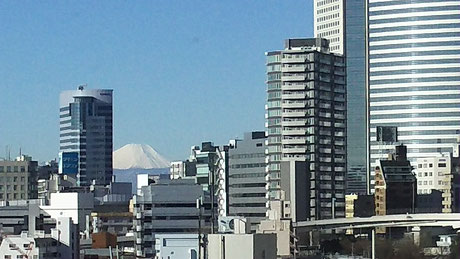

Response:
(0, 1), (313, 162)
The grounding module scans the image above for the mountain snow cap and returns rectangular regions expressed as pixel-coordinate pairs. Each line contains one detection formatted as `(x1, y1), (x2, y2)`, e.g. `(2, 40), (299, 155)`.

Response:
(113, 144), (170, 169)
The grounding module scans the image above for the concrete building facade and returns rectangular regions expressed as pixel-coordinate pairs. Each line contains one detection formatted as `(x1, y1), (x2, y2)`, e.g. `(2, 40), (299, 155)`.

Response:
(416, 154), (453, 213)
(0, 155), (38, 202)
(153, 233), (199, 259)
(207, 233), (277, 259)
(0, 217), (79, 259)
(227, 132), (268, 231)
(374, 145), (417, 217)
(59, 86), (113, 186)
(133, 179), (214, 258)
(313, 0), (345, 54)
(266, 38), (346, 220)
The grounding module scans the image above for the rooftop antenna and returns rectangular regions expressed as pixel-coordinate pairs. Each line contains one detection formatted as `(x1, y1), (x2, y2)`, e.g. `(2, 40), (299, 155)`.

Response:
(8, 146), (11, 161)
(19, 147), (22, 157)
(78, 84), (87, 90)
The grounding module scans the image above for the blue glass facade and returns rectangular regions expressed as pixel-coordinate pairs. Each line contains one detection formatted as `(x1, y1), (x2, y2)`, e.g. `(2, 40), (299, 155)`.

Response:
(345, 0), (368, 194)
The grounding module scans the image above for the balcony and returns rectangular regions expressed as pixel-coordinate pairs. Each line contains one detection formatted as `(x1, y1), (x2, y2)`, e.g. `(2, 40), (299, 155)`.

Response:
(282, 138), (306, 145)
(282, 65), (307, 72)
(282, 111), (306, 117)
(282, 93), (305, 99)
(283, 128), (307, 135)
(282, 56), (306, 63)
(283, 84), (306, 90)
(281, 74), (306, 81)
(282, 102), (306, 109)
(282, 120), (306, 127)
(283, 147), (307, 154)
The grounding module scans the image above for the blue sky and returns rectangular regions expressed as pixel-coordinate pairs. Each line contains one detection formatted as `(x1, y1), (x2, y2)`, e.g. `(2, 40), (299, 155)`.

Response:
(0, 1), (313, 162)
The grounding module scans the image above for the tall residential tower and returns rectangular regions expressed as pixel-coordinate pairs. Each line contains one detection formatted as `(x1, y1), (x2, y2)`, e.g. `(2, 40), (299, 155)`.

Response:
(314, 0), (368, 194)
(59, 86), (113, 186)
(266, 38), (346, 220)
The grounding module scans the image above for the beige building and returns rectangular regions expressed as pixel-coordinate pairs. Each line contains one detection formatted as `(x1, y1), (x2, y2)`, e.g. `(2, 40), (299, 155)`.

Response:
(416, 154), (453, 213)
(345, 194), (357, 218)
(208, 233), (277, 259)
(0, 155), (38, 201)
(257, 206), (293, 259)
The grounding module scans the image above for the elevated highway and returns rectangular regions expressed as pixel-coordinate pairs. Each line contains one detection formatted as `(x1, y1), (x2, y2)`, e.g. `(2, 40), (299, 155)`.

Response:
(294, 213), (460, 231)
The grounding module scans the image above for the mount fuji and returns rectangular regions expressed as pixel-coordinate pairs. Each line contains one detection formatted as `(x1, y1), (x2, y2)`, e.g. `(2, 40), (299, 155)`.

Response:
(113, 144), (170, 191)
(113, 143), (170, 169)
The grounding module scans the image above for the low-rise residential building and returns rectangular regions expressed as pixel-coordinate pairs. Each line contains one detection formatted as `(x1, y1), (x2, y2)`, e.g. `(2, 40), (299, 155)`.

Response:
(0, 217), (79, 259)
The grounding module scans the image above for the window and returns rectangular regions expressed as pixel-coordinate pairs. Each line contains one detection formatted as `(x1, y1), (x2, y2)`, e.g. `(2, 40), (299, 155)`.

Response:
(429, 172), (432, 176)
(13, 166), (18, 172)
(20, 166), (25, 172)
(439, 163), (447, 168)
(429, 163), (433, 168)
(6, 166), (11, 172)
(0, 166), (3, 172)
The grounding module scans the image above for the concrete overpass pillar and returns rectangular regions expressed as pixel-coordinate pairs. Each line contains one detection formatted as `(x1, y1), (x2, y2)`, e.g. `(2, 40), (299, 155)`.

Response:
(411, 226), (421, 246)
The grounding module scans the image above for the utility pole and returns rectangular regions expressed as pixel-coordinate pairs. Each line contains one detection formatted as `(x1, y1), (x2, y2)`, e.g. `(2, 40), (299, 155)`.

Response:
(197, 197), (203, 259)
(371, 228), (376, 259)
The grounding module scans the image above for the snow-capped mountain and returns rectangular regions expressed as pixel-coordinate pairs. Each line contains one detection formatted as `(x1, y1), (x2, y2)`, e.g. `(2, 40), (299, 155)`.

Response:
(113, 144), (170, 169)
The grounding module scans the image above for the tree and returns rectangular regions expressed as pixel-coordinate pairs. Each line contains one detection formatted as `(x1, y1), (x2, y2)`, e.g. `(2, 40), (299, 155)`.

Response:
(393, 239), (423, 259)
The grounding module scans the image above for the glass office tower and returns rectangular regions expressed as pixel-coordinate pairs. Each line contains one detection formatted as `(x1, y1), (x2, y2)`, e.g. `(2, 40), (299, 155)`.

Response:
(59, 86), (113, 186)
(368, 0), (460, 184)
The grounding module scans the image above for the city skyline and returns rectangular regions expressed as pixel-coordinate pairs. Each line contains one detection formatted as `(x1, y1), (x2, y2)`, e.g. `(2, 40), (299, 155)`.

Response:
(0, 1), (314, 163)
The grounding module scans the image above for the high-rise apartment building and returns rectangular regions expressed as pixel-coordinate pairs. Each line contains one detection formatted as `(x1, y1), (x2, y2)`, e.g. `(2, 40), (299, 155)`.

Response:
(266, 38), (346, 220)
(0, 155), (38, 201)
(59, 86), (113, 186)
(227, 131), (268, 231)
(368, 1), (460, 177)
(314, 0), (368, 194)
